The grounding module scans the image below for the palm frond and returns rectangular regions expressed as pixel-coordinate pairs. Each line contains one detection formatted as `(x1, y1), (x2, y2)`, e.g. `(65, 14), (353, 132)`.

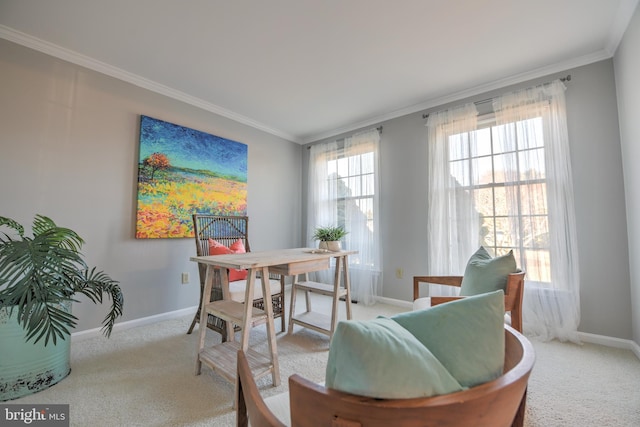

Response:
(0, 215), (123, 345)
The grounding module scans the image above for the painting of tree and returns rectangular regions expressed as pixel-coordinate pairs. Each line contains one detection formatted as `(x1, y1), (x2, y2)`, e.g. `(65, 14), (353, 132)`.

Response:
(136, 115), (248, 239)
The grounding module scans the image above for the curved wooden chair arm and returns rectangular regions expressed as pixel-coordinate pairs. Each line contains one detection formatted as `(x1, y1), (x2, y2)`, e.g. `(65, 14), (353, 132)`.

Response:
(413, 276), (463, 300)
(237, 350), (286, 427)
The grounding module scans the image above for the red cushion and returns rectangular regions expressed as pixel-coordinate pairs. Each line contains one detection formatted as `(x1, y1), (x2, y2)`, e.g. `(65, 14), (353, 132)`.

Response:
(207, 239), (248, 281)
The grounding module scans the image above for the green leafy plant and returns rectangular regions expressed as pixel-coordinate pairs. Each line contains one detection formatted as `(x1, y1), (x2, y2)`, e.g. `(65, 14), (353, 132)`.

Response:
(0, 215), (123, 345)
(312, 225), (348, 241)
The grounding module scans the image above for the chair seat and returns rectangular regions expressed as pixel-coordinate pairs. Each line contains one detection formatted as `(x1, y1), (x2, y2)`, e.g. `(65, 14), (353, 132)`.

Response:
(412, 296), (432, 311)
(229, 278), (282, 303)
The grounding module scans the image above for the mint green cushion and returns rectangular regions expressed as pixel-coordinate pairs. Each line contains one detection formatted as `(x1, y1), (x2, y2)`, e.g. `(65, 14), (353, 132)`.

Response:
(391, 290), (505, 388)
(459, 246), (517, 296)
(325, 317), (463, 398)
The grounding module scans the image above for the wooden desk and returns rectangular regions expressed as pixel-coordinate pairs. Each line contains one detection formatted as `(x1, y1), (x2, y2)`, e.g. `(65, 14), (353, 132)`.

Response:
(190, 248), (356, 394)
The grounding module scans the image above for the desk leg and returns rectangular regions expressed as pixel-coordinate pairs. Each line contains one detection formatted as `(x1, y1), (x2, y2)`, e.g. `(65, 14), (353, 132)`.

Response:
(261, 266), (280, 386)
(330, 257), (343, 337)
(195, 265), (214, 375)
(343, 256), (353, 320)
(221, 268), (234, 342)
(287, 273), (298, 334)
(239, 270), (257, 351)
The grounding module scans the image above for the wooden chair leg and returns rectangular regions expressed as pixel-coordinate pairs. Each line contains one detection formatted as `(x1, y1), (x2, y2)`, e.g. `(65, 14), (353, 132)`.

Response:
(511, 388), (527, 427)
(186, 309), (199, 334)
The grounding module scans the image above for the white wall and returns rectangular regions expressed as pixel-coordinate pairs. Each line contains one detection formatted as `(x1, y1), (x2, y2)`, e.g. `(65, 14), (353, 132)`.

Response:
(0, 39), (302, 333)
(304, 60), (633, 340)
(614, 4), (640, 346)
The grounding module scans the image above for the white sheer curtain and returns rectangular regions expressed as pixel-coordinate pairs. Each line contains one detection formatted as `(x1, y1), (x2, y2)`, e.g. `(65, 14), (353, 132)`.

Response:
(307, 129), (381, 305)
(493, 80), (580, 342)
(426, 103), (479, 296)
(426, 80), (580, 342)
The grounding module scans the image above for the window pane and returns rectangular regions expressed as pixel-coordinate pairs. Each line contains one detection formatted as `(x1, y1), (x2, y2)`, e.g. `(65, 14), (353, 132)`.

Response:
(473, 187), (494, 216)
(517, 118), (544, 149)
(471, 127), (492, 157)
(348, 155), (361, 176)
(450, 159), (469, 186)
(495, 216), (518, 247)
(492, 123), (516, 153)
(346, 176), (360, 197)
(493, 152), (517, 183)
(481, 215), (495, 247)
(337, 157), (348, 177)
(519, 148), (545, 180)
(493, 186), (508, 216)
(520, 183), (547, 215)
(448, 133), (469, 160)
(361, 152), (374, 174)
(471, 156), (493, 185)
(362, 173), (374, 196)
(522, 216), (549, 249)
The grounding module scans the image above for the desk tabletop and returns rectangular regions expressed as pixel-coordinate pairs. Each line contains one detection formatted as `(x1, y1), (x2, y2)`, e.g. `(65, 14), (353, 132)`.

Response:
(190, 247), (357, 270)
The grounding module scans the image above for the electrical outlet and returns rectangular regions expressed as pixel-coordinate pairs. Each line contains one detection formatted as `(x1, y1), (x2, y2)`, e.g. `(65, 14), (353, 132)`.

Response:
(181, 272), (189, 284)
(395, 268), (403, 279)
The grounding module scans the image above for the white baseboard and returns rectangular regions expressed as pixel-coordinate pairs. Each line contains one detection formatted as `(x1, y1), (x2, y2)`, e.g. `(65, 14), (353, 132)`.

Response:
(579, 331), (640, 360)
(71, 306), (198, 343)
(375, 295), (413, 309)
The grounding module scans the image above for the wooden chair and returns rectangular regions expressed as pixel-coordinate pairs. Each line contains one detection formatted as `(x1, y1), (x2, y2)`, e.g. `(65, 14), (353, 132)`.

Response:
(187, 215), (286, 339)
(413, 271), (526, 332)
(288, 325), (534, 427)
(237, 350), (286, 427)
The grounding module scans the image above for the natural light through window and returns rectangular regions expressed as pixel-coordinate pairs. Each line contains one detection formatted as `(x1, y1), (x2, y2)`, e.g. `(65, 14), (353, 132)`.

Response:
(327, 151), (375, 235)
(449, 117), (550, 284)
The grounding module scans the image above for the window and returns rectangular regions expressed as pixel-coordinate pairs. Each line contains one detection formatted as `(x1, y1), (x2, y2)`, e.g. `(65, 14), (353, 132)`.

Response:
(449, 116), (550, 284)
(427, 81), (580, 341)
(307, 129), (381, 305)
(326, 150), (376, 266)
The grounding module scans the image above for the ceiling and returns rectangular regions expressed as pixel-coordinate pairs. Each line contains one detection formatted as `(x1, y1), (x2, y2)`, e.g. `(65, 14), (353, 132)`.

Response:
(0, 0), (638, 144)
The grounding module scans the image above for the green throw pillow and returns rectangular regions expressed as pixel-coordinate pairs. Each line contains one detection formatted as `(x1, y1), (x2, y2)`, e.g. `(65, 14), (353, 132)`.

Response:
(325, 317), (463, 399)
(391, 290), (505, 388)
(459, 246), (517, 296)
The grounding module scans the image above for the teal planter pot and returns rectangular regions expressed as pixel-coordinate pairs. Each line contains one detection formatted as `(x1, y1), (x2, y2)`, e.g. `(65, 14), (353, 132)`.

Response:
(0, 307), (71, 401)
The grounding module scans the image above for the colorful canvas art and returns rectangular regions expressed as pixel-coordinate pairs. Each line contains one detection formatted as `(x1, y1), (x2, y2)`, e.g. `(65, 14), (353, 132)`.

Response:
(136, 115), (247, 239)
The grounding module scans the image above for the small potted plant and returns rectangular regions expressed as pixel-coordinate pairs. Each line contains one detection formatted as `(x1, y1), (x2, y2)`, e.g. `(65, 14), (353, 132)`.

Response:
(0, 215), (124, 400)
(312, 225), (348, 252)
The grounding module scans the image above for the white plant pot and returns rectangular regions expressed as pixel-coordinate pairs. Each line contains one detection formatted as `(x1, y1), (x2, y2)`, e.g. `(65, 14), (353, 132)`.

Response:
(319, 241), (341, 252)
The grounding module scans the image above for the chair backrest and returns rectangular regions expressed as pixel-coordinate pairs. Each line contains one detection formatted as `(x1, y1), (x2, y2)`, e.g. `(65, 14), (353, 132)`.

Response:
(192, 215), (250, 286)
(237, 350), (286, 427)
(288, 325), (534, 427)
(504, 271), (526, 332)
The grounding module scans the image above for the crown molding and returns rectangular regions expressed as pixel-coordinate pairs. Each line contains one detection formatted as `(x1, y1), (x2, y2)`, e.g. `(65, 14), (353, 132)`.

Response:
(301, 49), (612, 144)
(0, 25), (301, 144)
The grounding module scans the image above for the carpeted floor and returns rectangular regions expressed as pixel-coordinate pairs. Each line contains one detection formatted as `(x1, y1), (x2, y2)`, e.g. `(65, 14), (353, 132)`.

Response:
(10, 294), (640, 426)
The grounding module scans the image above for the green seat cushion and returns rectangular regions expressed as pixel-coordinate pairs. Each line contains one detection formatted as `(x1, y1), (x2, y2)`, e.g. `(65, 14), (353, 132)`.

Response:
(459, 246), (517, 296)
(325, 317), (463, 399)
(391, 290), (505, 388)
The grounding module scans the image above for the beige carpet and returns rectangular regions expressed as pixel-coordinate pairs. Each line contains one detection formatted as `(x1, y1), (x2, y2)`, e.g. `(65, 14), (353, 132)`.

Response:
(11, 294), (640, 426)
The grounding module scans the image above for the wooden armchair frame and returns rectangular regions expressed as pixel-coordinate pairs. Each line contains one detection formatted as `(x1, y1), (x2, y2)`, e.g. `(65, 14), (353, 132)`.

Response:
(413, 271), (526, 332)
(237, 350), (286, 427)
(187, 215), (286, 339)
(287, 325), (533, 427)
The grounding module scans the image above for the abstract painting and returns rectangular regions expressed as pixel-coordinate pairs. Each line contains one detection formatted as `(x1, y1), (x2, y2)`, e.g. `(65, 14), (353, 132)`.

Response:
(136, 115), (247, 238)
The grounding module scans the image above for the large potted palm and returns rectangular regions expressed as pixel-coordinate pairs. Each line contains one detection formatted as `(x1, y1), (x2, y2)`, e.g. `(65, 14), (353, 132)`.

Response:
(0, 215), (124, 401)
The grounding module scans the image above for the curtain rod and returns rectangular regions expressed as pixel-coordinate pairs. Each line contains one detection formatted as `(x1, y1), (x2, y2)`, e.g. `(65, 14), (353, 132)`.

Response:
(421, 74), (572, 119)
(306, 126), (383, 149)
